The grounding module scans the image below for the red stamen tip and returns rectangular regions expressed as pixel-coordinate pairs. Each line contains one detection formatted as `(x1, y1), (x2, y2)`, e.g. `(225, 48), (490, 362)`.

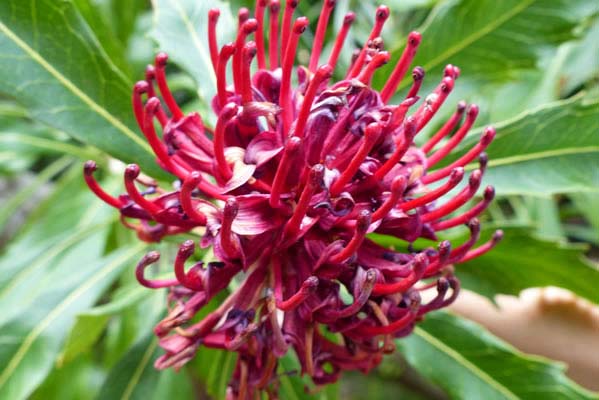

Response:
(469, 170), (482, 188)
(209, 8), (220, 21)
(155, 52), (168, 67)
(412, 66), (425, 81)
(242, 18), (259, 34)
(408, 31), (422, 46)
(449, 167), (465, 183)
(356, 210), (372, 234)
(143, 251), (161, 264)
(309, 164), (325, 187)
(270, 0), (280, 12)
(344, 12), (356, 24)
(493, 230), (504, 242)
(484, 186), (495, 201)
(179, 239), (195, 258)
(441, 77), (454, 93)
(294, 17), (309, 33)
(125, 164), (141, 180)
(481, 127), (496, 145)
(224, 198), (239, 219)
(134, 81), (149, 94)
(391, 175), (407, 193)
(84, 160), (97, 175)
(376, 5), (390, 21)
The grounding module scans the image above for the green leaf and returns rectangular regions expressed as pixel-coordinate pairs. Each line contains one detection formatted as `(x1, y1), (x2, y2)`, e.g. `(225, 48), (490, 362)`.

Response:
(378, 0), (588, 91)
(397, 312), (597, 400)
(0, 243), (145, 400)
(0, 0), (163, 177)
(441, 96), (599, 196)
(151, 0), (234, 103)
(58, 285), (150, 365)
(30, 355), (103, 400)
(95, 335), (163, 400)
(0, 156), (72, 233)
(454, 226), (599, 304)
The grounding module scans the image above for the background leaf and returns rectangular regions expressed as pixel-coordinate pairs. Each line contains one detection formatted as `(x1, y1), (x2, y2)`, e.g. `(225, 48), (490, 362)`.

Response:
(397, 312), (597, 400)
(455, 226), (599, 304)
(0, 0), (162, 176)
(439, 96), (599, 196)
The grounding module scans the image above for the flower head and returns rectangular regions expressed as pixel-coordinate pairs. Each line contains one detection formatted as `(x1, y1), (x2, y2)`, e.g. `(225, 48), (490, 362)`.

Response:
(85, 1), (502, 397)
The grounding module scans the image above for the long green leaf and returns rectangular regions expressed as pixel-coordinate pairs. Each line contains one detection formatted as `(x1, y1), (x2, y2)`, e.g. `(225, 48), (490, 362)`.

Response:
(440, 96), (599, 196)
(397, 312), (597, 400)
(0, 243), (145, 399)
(454, 226), (599, 304)
(0, 0), (162, 176)
(376, 0), (588, 92)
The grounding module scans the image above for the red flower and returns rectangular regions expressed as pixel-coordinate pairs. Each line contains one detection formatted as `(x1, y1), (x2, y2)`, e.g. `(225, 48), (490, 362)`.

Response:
(85, 1), (503, 397)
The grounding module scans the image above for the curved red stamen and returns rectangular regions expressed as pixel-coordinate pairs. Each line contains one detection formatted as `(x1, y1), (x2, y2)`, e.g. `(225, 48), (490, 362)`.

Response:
(292, 64), (333, 138)
(217, 43), (236, 108)
(374, 118), (417, 180)
(413, 76), (454, 133)
(405, 66), (425, 100)
(136, 251), (179, 289)
(372, 253), (427, 296)
(124, 164), (162, 214)
(448, 219), (481, 262)
(422, 169), (483, 223)
(459, 230), (503, 263)
(154, 53), (184, 121)
(380, 32), (422, 103)
(214, 103), (238, 181)
(280, 0), (299, 62)
(142, 98), (185, 177)
(83, 161), (124, 208)
(269, 136), (302, 208)
(277, 276), (319, 311)
(220, 198), (240, 258)
(280, 17), (309, 136)
(208, 9), (220, 72)
(284, 164), (324, 238)
(268, 0), (281, 70)
(180, 171), (208, 224)
(329, 210), (371, 263)
(132, 81), (149, 130)
(427, 104), (479, 167)
(371, 175), (407, 222)
(355, 309), (417, 336)
(255, 0), (268, 70)
(174, 240), (203, 290)
(327, 13), (355, 71)
(433, 186), (495, 230)
(357, 51), (390, 84)
(331, 123), (381, 196)
(241, 41), (257, 104)
(233, 19), (258, 95)
(347, 5), (390, 78)
(399, 167), (464, 211)
(308, 0), (336, 72)
(422, 101), (466, 153)
(423, 240), (453, 276)
(144, 65), (168, 126)
(330, 269), (377, 318)
(422, 127), (496, 184)
(388, 97), (420, 132)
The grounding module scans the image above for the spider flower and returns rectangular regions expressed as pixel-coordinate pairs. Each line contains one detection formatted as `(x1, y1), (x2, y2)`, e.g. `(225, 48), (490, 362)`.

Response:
(85, 1), (503, 397)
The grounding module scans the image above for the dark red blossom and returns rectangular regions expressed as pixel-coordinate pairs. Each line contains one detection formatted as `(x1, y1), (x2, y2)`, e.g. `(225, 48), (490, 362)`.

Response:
(85, 1), (503, 398)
